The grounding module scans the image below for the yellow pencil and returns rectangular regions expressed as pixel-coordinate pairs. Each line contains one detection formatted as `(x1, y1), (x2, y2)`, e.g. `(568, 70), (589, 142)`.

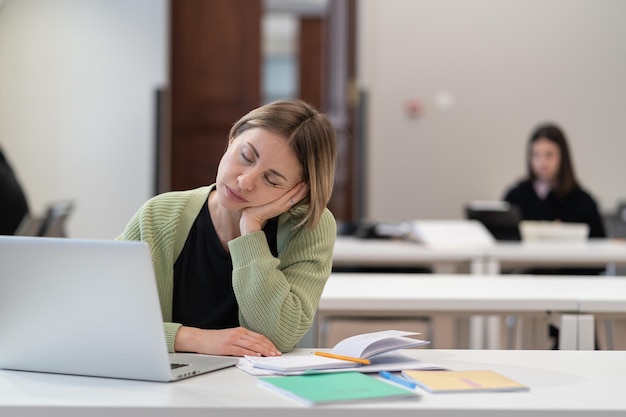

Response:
(314, 351), (371, 365)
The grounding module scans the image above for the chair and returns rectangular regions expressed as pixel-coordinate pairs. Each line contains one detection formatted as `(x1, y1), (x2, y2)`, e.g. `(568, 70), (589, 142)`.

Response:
(14, 201), (74, 237)
(604, 202), (626, 240)
(13, 214), (43, 236)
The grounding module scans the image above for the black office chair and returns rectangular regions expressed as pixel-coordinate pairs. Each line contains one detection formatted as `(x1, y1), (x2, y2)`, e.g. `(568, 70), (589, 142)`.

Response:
(13, 213), (43, 236)
(14, 201), (74, 237)
(604, 202), (626, 239)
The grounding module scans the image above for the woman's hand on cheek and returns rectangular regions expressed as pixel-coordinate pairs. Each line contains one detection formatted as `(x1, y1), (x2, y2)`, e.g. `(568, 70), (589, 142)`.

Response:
(239, 182), (308, 235)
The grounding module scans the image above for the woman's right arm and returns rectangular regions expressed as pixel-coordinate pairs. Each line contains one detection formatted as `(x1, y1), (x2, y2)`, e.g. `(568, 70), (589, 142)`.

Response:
(174, 326), (281, 357)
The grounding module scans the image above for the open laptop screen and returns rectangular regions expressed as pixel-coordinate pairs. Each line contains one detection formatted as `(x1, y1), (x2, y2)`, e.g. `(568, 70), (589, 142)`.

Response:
(465, 201), (522, 241)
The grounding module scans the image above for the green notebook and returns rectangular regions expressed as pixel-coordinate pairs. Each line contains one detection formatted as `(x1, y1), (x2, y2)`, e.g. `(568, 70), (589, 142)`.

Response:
(258, 371), (421, 406)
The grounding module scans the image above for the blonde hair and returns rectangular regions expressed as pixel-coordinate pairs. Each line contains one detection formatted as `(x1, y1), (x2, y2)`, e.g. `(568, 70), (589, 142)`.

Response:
(229, 99), (337, 229)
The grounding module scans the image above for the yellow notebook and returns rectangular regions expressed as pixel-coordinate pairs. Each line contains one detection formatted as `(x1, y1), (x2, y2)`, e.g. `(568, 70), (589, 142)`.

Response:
(401, 370), (529, 393)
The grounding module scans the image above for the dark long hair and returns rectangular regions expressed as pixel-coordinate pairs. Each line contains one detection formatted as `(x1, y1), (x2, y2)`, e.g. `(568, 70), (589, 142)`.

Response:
(525, 123), (578, 197)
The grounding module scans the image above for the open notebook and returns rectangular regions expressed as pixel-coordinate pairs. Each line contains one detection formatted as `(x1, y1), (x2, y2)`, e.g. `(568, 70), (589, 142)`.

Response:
(0, 236), (238, 382)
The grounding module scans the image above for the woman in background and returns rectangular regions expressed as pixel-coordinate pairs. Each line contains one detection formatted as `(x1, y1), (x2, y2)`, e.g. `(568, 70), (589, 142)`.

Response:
(118, 99), (337, 357)
(503, 123), (606, 241)
(503, 123), (606, 349)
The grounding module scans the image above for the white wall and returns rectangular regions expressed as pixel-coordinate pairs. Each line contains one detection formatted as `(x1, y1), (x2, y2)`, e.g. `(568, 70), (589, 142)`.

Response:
(359, 0), (626, 221)
(2, 0), (623, 236)
(0, 0), (166, 238)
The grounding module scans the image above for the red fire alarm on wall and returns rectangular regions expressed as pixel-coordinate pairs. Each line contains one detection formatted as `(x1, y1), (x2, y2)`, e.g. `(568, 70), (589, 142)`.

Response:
(405, 98), (422, 118)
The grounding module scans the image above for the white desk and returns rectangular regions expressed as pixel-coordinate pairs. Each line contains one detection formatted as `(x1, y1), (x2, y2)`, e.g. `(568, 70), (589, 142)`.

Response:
(484, 239), (626, 274)
(2, 349), (626, 416)
(331, 238), (626, 350)
(334, 237), (626, 275)
(317, 274), (626, 350)
(333, 236), (484, 274)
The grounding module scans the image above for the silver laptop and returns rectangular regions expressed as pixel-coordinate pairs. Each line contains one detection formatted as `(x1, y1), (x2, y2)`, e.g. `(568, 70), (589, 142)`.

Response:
(0, 236), (238, 382)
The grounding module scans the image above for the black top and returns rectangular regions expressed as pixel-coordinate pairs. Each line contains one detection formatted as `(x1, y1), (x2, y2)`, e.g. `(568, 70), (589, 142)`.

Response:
(503, 181), (606, 238)
(503, 180), (606, 275)
(172, 197), (279, 329)
(0, 148), (29, 235)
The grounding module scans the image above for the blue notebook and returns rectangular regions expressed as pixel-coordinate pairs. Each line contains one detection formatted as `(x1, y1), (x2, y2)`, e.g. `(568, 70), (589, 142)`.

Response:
(258, 371), (420, 405)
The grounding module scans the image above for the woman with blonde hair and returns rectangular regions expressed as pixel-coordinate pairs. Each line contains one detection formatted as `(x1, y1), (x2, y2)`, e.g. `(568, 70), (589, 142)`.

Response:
(118, 99), (337, 356)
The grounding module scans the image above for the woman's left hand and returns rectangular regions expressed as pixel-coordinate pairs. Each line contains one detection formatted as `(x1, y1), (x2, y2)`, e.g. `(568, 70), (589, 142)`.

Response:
(239, 182), (308, 235)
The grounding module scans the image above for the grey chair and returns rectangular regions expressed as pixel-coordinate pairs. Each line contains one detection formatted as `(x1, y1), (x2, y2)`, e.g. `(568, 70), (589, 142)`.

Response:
(14, 201), (74, 237)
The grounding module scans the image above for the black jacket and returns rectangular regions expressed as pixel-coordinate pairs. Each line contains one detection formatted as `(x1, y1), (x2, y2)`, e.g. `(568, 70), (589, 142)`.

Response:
(0, 148), (29, 235)
(503, 180), (606, 238)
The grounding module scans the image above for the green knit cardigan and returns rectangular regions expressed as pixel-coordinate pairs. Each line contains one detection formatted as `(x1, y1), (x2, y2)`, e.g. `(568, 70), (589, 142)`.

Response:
(117, 185), (336, 353)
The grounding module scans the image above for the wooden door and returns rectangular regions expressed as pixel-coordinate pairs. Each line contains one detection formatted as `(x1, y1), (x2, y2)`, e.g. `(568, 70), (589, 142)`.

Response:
(169, 0), (261, 190)
(168, 0), (358, 224)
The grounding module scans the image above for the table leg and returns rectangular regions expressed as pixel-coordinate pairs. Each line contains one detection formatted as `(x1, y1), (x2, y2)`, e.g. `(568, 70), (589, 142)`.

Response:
(432, 263), (457, 274)
(560, 314), (595, 350)
(486, 315), (501, 349)
(485, 258), (500, 275)
(470, 258), (485, 275)
(578, 315), (595, 350)
(469, 316), (485, 349)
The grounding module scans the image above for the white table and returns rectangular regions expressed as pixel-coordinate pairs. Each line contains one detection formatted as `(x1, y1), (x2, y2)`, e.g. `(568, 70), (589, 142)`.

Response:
(484, 239), (626, 274)
(481, 240), (626, 350)
(333, 236), (485, 274)
(317, 274), (626, 350)
(334, 236), (626, 275)
(2, 349), (625, 416)
(330, 238), (626, 350)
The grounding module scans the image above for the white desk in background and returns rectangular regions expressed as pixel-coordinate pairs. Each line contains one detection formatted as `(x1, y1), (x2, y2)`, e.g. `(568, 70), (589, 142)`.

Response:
(478, 240), (626, 350)
(333, 236), (484, 274)
(317, 274), (626, 350)
(2, 349), (625, 417)
(331, 237), (626, 349)
(484, 239), (626, 274)
(333, 236), (626, 275)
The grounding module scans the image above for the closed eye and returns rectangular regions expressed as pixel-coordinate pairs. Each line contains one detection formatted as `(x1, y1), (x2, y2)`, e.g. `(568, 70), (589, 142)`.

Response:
(240, 150), (253, 164)
(264, 175), (279, 187)
(242, 142), (290, 187)
(240, 150), (281, 186)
